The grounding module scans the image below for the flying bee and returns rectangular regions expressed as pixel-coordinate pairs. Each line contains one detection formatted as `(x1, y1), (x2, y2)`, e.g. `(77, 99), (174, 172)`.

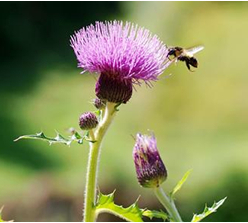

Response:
(167, 45), (204, 71)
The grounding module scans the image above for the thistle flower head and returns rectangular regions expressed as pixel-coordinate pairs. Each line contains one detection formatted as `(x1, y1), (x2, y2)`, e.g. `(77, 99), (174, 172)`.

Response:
(71, 21), (171, 103)
(79, 112), (98, 130)
(133, 133), (167, 188)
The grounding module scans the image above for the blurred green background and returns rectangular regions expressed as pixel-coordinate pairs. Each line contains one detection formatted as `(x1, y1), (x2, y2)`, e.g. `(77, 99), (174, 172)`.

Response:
(1, 2), (248, 222)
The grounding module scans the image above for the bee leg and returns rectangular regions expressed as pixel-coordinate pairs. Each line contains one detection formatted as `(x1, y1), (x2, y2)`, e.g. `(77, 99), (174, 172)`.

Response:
(166, 54), (173, 61)
(185, 61), (194, 72)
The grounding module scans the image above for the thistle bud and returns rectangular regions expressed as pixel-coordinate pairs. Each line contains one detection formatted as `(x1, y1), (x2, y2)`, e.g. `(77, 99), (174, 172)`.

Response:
(79, 112), (98, 130)
(133, 133), (167, 188)
(93, 98), (106, 110)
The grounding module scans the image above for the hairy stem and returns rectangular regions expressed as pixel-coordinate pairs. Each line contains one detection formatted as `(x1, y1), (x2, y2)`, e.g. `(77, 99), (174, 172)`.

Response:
(154, 187), (182, 222)
(83, 102), (117, 222)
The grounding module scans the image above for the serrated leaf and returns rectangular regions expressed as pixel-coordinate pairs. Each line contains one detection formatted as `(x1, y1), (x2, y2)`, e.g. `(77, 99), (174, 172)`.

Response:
(170, 170), (192, 197)
(71, 131), (82, 140)
(14, 131), (85, 146)
(95, 191), (167, 222)
(142, 209), (168, 221)
(95, 191), (143, 222)
(191, 197), (227, 222)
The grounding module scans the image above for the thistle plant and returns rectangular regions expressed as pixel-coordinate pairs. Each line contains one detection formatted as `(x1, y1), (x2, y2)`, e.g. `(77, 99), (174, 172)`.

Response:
(14, 20), (226, 222)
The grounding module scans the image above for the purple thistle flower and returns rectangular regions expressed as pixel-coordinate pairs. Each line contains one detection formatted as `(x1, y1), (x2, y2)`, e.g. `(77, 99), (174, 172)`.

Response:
(133, 133), (167, 188)
(70, 21), (171, 103)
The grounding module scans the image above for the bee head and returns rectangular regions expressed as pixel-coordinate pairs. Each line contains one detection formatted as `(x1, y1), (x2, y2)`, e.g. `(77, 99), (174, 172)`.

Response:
(167, 48), (176, 56)
(189, 57), (198, 68)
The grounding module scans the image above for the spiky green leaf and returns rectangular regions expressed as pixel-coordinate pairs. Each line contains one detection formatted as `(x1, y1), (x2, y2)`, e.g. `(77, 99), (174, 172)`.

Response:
(95, 191), (168, 222)
(191, 197), (227, 222)
(170, 170), (192, 197)
(142, 209), (168, 221)
(14, 131), (84, 146)
(95, 191), (143, 222)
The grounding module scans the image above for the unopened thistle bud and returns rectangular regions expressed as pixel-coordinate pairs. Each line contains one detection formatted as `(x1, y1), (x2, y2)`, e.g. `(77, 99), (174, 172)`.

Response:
(133, 133), (167, 188)
(93, 98), (106, 110)
(79, 112), (98, 130)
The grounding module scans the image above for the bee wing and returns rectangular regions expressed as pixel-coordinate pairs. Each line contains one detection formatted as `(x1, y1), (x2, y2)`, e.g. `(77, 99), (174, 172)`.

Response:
(185, 45), (204, 55)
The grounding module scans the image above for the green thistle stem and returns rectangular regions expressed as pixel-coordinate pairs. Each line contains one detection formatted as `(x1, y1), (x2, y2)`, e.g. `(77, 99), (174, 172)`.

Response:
(83, 102), (117, 222)
(154, 187), (182, 222)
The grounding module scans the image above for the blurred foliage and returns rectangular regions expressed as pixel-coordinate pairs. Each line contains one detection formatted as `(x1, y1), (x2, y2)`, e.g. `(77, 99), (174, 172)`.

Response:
(0, 1), (248, 222)
(0, 2), (122, 92)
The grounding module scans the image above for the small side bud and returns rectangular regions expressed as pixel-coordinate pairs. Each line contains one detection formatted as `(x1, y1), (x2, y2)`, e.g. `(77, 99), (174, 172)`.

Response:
(133, 133), (167, 188)
(93, 98), (106, 110)
(79, 112), (98, 130)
